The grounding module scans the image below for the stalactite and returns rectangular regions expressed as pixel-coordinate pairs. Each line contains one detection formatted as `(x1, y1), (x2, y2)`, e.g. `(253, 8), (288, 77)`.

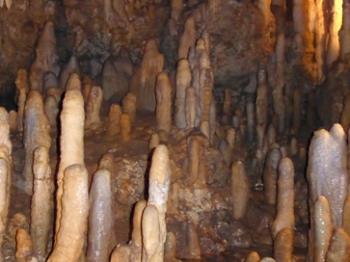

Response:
(15, 69), (29, 133)
(263, 147), (281, 205)
(85, 86), (103, 130)
(256, 68), (268, 149)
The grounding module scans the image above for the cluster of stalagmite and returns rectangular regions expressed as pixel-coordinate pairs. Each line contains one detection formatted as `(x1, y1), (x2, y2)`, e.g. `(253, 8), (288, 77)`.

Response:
(4, 0), (350, 261)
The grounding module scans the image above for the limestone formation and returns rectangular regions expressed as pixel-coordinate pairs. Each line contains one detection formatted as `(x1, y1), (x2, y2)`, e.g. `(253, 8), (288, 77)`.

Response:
(263, 147), (282, 205)
(175, 59), (191, 128)
(85, 86), (103, 130)
(272, 158), (295, 237)
(156, 72), (172, 133)
(23, 90), (51, 195)
(49, 165), (89, 262)
(120, 113), (131, 142)
(87, 169), (113, 262)
(15, 69), (29, 132)
(107, 104), (122, 137)
(55, 79), (85, 234)
(31, 146), (53, 259)
(307, 124), (348, 227)
(122, 92), (137, 125)
(29, 21), (59, 92)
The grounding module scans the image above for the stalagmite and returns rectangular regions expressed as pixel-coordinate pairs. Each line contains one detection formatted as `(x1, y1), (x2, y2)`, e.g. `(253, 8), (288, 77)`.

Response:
(175, 59), (191, 128)
(185, 87), (196, 129)
(110, 245), (131, 262)
(29, 21), (60, 92)
(136, 40), (164, 112)
(122, 93), (137, 125)
(314, 196), (333, 262)
(326, 228), (350, 262)
(187, 136), (201, 184)
(15, 69), (29, 132)
(85, 86), (103, 130)
(23, 90), (51, 194)
(327, 0), (343, 66)
(15, 228), (33, 262)
(87, 169), (113, 262)
(55, 78), (85, 234)
(274, 228), (293, 262)
(256, 68), (268, 148)
(142, 145), (171, 262)
(45, 95), (59, 130)
(142, 204), (161, 262)
(107, 104), (122, 137)
(245, 251), (260, 262)
(307, 124), (348, 227)
(156, 72), (172, 133)
(178, 16), (196, 59)
(120, 113), (131, 142)
(231, 161), (250, 220)
(263, 147), (281, 205)
(49, 164), (89, 262)
(31, 146), (53, 259)
(272, 158), (295, 237)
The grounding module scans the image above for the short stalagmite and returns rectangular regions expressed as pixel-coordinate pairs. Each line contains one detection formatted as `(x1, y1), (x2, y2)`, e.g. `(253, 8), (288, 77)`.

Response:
(87, 169), (113, 262)
(85, 86), (103, 130)
(326, 228), (350, 262)
(107, 104), (122, 137)
(15, 228), (33, 262)
(263, 147), (282, 205)
(48, 164), (89, 262)
(120, 113), (131, 142)
(245, 251), (261, 262)
(314, 196), (333, 262)
(122, 93), (137, 125)
(273, 227), (294, 262)
(272, 158), (295, 237)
